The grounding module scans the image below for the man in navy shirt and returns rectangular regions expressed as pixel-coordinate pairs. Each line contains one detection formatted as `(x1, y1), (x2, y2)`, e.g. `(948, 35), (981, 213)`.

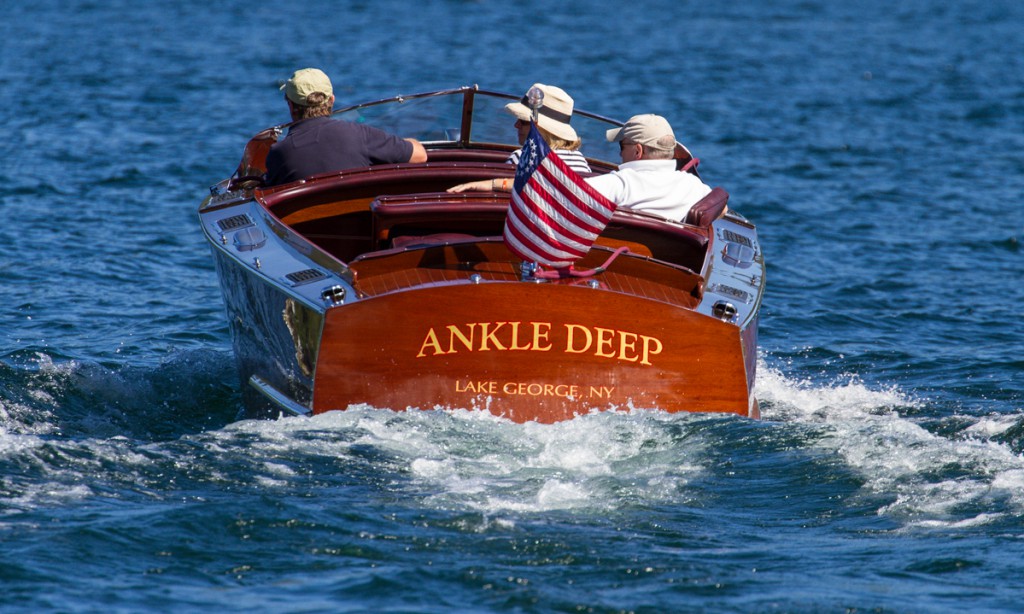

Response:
(264, 68), (427, 186)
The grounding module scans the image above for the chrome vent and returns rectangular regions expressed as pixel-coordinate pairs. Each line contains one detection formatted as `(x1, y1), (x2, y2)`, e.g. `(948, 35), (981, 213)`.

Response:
(722, 241), (756, 268)
(285, 269), (328, 286)
(233, 226), (267, 252)
(721, 229), (752, 247)
(217, 214), (254, 232)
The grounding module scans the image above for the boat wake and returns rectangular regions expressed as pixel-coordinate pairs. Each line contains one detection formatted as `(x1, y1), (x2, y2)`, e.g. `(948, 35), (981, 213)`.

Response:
(757, 363), (1024, 530)
(3, 353), (1023, 531)
(0, 349), (239, 440)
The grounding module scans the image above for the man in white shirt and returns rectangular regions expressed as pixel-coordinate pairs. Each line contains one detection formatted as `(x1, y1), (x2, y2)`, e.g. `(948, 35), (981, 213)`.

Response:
(588, 114), (711, 222)
(446, 113), (709, 224)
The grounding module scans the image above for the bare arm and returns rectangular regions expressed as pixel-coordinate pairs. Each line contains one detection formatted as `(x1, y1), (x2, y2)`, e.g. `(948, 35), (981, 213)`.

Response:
(405, 138), (428, 163)
(447, 178), (512, 193)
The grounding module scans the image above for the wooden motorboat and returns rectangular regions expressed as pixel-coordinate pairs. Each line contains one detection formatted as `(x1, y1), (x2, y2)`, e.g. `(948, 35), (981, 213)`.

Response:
(199, 86), (765, 423)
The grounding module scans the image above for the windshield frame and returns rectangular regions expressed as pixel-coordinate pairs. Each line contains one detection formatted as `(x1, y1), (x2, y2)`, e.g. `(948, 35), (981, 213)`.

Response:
(329, 85), (626, 166)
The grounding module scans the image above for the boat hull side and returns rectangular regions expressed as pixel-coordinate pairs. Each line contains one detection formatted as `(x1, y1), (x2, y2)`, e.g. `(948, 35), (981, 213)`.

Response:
(210, 246), (323, 417)
(312, 282), (753, 423)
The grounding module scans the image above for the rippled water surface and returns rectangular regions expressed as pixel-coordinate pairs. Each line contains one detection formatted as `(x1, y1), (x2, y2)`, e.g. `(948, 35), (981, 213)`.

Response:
(2, 0), (1023, 611)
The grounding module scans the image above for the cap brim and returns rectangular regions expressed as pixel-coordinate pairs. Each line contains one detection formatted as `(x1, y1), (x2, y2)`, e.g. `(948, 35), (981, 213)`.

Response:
(606, 126), (626, 142)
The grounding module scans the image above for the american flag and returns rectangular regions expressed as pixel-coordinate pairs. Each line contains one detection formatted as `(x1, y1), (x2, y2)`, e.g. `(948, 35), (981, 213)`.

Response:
(503, 123), (617, 269)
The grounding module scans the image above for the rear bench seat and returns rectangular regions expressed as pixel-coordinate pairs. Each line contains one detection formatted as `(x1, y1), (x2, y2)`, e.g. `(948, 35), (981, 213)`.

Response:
(367, 188), (726, 272)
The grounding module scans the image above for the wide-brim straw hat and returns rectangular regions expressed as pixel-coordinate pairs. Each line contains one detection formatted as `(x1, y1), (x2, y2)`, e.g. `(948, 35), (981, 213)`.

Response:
(504, 83), (579, 142)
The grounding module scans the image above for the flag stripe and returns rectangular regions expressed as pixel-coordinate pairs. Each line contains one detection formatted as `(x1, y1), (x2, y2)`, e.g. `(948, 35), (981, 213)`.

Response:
(504, 210), (579, 265)
(503, 123), (617, 268)
(535, 154), (616, 229)
(525, 172), (606, 238)
(503, 222), (574, 268)
(511, 189), (590, 256)
(507, 197), (585, 259)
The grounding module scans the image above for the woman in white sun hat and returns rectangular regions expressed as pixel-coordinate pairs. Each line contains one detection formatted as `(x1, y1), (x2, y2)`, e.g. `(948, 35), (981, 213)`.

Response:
(502, 83), (591, 174)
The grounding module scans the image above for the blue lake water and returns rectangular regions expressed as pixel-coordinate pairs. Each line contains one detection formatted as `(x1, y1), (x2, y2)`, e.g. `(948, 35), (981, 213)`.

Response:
(2, 0), (1023, 611)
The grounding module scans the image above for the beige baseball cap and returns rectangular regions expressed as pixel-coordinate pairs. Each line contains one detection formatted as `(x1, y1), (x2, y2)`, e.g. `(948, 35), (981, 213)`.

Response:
(281, 68), (333, 106)
(606, 114), (675, 146)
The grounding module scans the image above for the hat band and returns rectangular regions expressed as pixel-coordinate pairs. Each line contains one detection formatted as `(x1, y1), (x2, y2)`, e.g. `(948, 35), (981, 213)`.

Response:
(519, 96), (572, 125)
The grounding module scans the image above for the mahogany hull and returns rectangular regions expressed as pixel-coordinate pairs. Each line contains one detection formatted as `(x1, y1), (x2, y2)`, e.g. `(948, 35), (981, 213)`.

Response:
(313, 282), (755, 423)
(200, 86), (765, 424)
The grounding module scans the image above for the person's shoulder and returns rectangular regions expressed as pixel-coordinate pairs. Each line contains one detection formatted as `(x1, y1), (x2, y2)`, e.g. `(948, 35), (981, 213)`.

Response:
(316, 116), (355, 131)
(552, 148), (590, 169)
(346, 119), (396, 135)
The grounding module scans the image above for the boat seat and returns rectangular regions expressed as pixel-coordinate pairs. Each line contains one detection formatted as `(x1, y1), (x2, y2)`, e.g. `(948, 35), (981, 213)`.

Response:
(683, 187), (729, 228)
(368, 192), (711, 271)
(370, 193), (510, 248)
(390, 233), (479, 248)
(600, 209), (710, 271)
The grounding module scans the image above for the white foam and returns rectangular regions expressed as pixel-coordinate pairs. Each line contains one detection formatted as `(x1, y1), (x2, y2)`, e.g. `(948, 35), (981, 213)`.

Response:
(212, 406), (704, 515)
(6, 357), (1020, 530)
(964, 414), (1020, 438)
(0, 427), (44, 457)
(756, 360), (1024, 529)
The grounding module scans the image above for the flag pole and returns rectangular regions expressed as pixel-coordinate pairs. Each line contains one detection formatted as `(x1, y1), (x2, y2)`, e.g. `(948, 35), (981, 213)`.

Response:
(519, 86), (545, 281)
(526, 86), (544, 123)
(505, 86), (618, 281)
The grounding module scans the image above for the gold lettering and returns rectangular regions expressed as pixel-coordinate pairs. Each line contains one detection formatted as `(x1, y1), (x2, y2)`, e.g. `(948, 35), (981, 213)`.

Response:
(446, 323), (476, 354)
(509, 322), (532, 350)
(457, 380), (498, 394)
(640, 335), (663, 366)
(484, 382), (587, 398)
(532, 322), (553, 351)
(564, 324), (592, 354)
(594, 327), (616, 358)
(422, 322), (662, 366)
(479, 322), (508, 351)
(617, 331), (639, 362)
(417, 328), (443, 358)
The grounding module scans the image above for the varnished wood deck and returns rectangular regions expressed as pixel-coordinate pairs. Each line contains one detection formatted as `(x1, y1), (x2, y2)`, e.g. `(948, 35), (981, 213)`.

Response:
(348, 240), (703, 309)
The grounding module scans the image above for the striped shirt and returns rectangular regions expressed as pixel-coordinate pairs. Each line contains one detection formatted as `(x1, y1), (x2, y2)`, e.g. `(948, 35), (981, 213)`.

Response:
(507, 148), (592, 174)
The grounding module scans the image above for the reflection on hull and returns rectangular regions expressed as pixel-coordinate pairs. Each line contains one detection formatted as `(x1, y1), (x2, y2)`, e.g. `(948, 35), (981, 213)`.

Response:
(210, 246), (322, 417)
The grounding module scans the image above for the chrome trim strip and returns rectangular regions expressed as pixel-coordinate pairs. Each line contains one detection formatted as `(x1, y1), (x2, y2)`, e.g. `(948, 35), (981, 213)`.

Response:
(249, 375), (312, 417)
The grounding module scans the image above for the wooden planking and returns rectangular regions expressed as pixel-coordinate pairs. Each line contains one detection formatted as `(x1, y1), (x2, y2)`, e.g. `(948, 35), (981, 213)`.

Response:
(348, 239), (702, 308)
(353, 266), (698, 309)
(312, 282), (750, 423)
